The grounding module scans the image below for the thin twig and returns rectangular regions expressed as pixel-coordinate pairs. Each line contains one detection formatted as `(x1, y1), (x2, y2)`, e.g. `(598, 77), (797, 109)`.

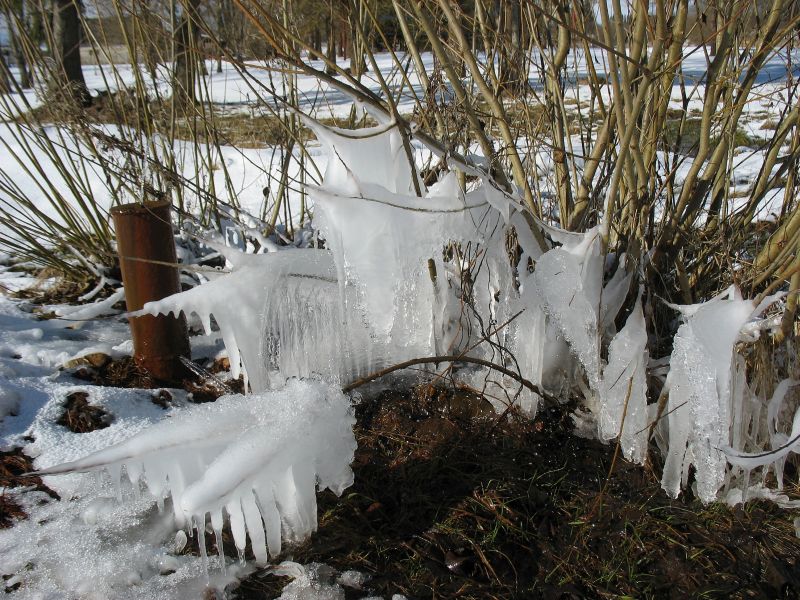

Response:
(341, 354), (556, 404)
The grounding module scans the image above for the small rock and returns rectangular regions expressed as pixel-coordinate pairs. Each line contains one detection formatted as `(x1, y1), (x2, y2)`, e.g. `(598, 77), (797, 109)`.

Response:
(63, 352), (112, 370)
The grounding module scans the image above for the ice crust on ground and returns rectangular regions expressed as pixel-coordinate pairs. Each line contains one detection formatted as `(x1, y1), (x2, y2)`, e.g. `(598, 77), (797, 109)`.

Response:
(38, 380), (357, 566)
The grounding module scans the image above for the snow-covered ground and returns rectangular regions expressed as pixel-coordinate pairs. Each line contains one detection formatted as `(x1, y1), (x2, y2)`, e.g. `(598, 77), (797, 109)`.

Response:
(0, 263), (239, 598)
(0, 260), (394, 598)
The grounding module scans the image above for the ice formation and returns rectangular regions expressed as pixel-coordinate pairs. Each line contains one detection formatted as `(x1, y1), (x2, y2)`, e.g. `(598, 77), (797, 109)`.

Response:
(598, 290), (649, 464)
(139, 118), (646, 437)
(137, 248), (353, 391)
(530, 228), (603, 390)
(723, 378), (800, 485)
(660, 287), (758, 503)
(38, 380), (357, 566)
(37, 115), (798, 590)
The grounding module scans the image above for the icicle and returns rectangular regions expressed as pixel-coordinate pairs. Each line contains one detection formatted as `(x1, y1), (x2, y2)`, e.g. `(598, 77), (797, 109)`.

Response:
(767, 379), (799, 439)
(291, 463), (318, 535)
(108, 463), (123, 502)
(196, 513), (208, 579)
(125, 460), (142, 486)
(661, 287), (758, 502)
(210, 508), (225, 572)
(226, 497), (247, 562)
(723, 408), (800, 470)
(255, 485), (282, 559)
(274, 466), (302, 540)
(532, 241), (602, 390)
(241, 491), (268, 566)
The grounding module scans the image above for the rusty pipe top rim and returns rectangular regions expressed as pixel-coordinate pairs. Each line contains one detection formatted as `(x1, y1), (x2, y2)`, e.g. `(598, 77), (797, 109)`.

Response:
(110, 199), (173, 216)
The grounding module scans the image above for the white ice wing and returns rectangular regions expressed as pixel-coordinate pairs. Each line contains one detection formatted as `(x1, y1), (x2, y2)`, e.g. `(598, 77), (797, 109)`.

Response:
(179, 425), (289, 515)
(599, 296), (649, 464)
(36, 398), (253, 475)
(134, 249), (339, 392)
(660, 291), (755, 503)
(38, 380), (357, 565)
(302, 115), (422, 196)
(532, 247), (601, 390)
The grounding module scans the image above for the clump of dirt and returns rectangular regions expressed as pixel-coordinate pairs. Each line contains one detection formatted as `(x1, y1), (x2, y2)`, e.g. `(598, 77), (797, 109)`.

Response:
(71, 355), (244, 402)
(56, 391), (113, 433)
(72, 355), (157, 389)
(151, 389), (173, 409)
(182, 358), (245, 403)
(0, 447), (60, 528)
(183, 378), (236, 403)
(230, 383), (800, 600)
(0, 495), (27, 528)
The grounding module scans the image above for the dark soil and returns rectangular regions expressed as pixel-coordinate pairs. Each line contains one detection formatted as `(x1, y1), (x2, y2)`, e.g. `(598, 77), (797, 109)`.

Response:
(56, 391), (114, 433)
(72, 356), (158, 389)
(227, 383), (800, 600)
(182, 357), (245, 403)
(0, 447), (60, 528)
(71, 356), (244, 402)
(151, 389), (174, 409)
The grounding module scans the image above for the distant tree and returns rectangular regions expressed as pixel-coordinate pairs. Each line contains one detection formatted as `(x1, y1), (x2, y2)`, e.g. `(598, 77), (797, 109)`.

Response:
(174, 0), (201, 106)
(0, 51), (10, 93)
(325, 0), (337, 73)
(2, 0), (32, 88)
(52, 0), (90, 104)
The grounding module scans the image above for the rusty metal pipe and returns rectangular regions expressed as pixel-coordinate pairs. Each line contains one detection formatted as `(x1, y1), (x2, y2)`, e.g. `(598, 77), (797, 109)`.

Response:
(111, 200), (190, 383)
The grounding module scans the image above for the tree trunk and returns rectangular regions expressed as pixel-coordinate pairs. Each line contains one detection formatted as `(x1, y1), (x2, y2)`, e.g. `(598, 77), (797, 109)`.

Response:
(52, 0), (89, 105)
(326, 1), (336, 74)
(0, 52), (11, 93)
(216, 0), (225, 72)
(313, 27), (322, 54)
(174, 0), (200, 107)
(348, 1), (366, 78)
(498, 0), (523, 94)
(6, 1), (32, 89)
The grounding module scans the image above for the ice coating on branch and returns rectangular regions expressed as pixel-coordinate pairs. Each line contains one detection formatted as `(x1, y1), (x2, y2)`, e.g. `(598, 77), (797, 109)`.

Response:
(38, 380), (357, 565)
(724, 408), (800, 471)
(661, 287), (756, 503)
(723, 379), (800, 484)
(599, 292), (649, 463)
